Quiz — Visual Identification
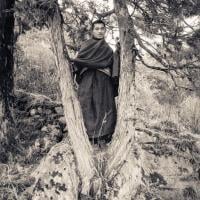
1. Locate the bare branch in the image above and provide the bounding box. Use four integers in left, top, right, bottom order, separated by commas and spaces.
95, 9, 115, 18
131, 18, 200, 73
132, 24, 169, 68
137, 52, 169, 72
181, 16, 196, 32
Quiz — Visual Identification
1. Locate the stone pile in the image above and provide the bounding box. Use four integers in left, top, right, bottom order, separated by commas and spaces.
13, 90, 68, 164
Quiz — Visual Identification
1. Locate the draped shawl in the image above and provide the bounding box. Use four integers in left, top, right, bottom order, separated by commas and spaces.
72, 38, 120, 79
73, 38, 113, 69
72, 38, 120, 97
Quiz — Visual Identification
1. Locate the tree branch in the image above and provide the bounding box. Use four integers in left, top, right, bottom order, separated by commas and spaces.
137, 53, 169, 72
132, 23, 170, 68
95, 9, 115, 18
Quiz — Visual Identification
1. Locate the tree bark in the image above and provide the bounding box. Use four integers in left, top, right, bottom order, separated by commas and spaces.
105, 0, 144, 198
107, 0, 136, 176
48, 6, 100, 196
0, 0, 15, 138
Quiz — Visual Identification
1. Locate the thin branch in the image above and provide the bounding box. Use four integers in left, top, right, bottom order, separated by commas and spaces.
131, 1, 151, 20
95, 9, 115, 18
181, 16, 196, 32
132, 24, 169, 68
137, 53, 168, 72
132, 19, 200, 71
140, 38, 162, 55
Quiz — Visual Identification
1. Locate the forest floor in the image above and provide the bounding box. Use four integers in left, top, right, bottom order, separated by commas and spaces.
0, 90, 67, 200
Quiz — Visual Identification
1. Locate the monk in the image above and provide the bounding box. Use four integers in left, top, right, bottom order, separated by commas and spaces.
72, 19, 120, 144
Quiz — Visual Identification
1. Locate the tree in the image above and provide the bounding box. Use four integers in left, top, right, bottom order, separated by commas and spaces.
22, 0, 140, 198
0, 0, 15, 139
23, 0, 143, 199
128, 0, 200, 91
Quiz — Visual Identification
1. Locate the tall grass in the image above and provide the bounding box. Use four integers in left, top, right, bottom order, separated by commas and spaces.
136, 65, 200, 134
179, 96, 200, 134
15, 28, 60, 100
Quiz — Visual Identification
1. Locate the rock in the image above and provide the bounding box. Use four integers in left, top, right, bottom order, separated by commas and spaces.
44, 109, 52, 115
47, 124, 58, 130
58, 117, 66, 126
41, 126, 48, 132
42, 137, 52, 151
55, 106, 64, 115
34, 139, 41, 149
37, 107, 43, 114
31, 141, 79, 200
50, 127, 60, 136
30, 109, 37, 116
33, 115, 41, 119
47, 124, 62, 134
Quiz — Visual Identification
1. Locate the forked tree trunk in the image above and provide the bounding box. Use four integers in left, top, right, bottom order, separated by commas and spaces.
30, 1, 140, 199
0, 0, 15, 138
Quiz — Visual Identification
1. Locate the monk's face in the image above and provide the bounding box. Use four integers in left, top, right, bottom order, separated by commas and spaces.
92, 23, 106, 39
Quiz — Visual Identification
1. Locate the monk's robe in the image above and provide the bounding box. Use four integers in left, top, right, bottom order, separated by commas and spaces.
72, 38, 120, 142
